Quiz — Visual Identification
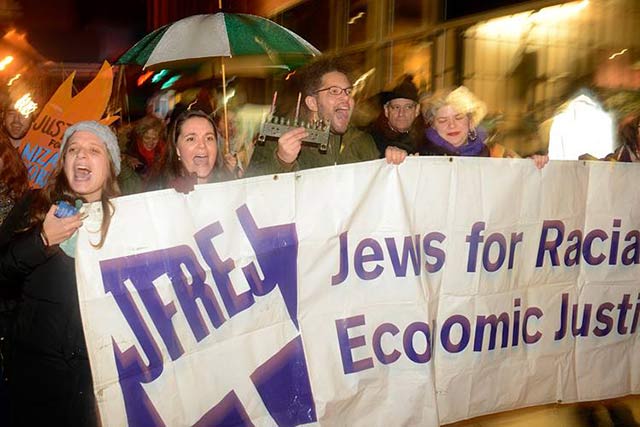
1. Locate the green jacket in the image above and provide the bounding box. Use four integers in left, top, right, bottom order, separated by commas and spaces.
248, 126, 380, 176
117, 161, 144, 196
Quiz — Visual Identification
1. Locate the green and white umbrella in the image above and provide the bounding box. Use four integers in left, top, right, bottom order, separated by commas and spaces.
117, 13, 320, 151
117, 13, 320, 71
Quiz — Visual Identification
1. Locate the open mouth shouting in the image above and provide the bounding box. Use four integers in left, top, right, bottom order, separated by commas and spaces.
329, 104, 352, 134
74, 164, 92, 181
186, 152, 215, 182
175, 116, 219, 184
63, 130, 111, 203
192, 154, 211, 166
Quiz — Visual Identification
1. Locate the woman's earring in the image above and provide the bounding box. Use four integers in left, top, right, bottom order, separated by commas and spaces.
468, 127, 478, 141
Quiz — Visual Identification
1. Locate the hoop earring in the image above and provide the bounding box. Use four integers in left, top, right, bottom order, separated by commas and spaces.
468, 127, 477, 141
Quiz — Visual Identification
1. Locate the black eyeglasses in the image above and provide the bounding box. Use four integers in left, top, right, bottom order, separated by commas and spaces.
313, 86, 353, 97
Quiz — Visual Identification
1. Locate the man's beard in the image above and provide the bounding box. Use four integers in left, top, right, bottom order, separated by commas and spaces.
5, 124, 29, 140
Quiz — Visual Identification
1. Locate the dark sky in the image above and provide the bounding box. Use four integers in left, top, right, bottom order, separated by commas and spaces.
13, 0, 147, 62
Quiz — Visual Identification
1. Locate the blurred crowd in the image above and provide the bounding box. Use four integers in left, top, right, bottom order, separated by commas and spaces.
0, 54, 638, 426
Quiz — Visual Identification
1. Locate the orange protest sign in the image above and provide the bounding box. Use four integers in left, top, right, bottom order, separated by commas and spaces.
18, 61, 118, 188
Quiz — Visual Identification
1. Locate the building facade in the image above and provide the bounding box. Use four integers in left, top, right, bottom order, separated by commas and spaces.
143, 0, 640, 154
268, 0, 639, 154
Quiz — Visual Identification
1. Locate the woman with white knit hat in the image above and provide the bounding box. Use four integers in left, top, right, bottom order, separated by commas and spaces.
0, 120, 121, 426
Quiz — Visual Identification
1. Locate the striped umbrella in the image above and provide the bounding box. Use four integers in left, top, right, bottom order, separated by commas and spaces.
118, 13, 319, 70
117, 13, 321, 150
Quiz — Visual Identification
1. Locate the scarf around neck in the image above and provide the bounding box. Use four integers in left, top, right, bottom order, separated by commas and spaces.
425, 127, 487, 156
136, 139, 165, 167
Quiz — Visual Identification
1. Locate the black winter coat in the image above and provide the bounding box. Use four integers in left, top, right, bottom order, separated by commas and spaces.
0, 192, 97, 427
366, 114, 425, 156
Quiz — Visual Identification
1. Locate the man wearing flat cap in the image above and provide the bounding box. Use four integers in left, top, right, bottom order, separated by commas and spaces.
367, 75, 424, 156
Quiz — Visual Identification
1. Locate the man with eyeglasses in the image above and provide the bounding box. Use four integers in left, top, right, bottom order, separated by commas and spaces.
249, 56, 407, 175
366, 75, 423, 156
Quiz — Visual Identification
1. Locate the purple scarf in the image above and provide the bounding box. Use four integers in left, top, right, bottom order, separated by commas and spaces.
426, 127, 487, 156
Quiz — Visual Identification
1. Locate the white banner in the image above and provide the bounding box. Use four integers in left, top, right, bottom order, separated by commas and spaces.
75, 157, 640, 426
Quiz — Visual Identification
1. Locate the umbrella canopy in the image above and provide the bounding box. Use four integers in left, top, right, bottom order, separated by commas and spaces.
117, 12, 321, 154
117, 13, 320, 71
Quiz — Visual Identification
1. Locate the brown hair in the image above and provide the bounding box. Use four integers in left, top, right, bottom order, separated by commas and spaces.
28, 138, 120, 248
166, 108, 222, 181
617, 112, 640, 152
132, 115, 165, 142
297, 55, 353, 96
0, 134, 28, 201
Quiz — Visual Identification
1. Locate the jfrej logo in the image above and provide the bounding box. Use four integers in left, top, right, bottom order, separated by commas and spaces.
100, 204, 316, 426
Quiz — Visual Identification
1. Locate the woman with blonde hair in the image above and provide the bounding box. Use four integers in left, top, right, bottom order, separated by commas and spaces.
419, 86, 548, 168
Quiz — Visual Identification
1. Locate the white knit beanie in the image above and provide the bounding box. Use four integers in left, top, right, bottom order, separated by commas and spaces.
61, 121, 121, 175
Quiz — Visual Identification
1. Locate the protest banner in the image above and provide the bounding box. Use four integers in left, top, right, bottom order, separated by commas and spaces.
18, 61, 118, 188
75, 157, 640, 426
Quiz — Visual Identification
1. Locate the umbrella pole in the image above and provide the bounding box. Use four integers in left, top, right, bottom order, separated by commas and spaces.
221, 59, 229, 155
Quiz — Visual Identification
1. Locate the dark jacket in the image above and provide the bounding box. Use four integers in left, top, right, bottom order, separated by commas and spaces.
604, 144, 640, 162
248, 126, 380, 175
120, 140, 168, 195
0, 192, 97, 427
366, 114, 424, 156
166, 167, 237, 194
117, 160, 144, 195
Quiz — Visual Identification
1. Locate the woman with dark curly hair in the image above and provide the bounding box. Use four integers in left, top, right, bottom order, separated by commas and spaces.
0, 136, 28, 226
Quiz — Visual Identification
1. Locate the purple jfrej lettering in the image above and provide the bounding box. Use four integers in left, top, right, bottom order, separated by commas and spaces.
237, 204, 300, 329
195, 222, 255, 319
101, 204, 305, 425
168, 245, 226, 341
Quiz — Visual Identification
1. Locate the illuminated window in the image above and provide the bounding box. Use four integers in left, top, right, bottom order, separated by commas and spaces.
390, 39, 432, 93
